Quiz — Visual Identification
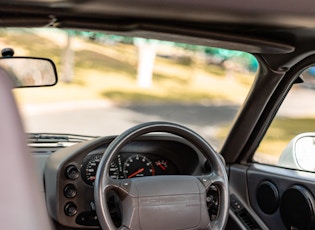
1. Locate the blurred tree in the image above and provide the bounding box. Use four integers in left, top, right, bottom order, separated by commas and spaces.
134, 38, 157, 88
62, 31, 74, 83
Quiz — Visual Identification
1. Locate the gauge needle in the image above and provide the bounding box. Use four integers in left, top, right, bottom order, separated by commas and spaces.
157, 163, 166, 171
128, 168, 144, 178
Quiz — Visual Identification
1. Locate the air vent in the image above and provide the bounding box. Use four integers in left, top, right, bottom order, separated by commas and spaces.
231, 195, 262, 230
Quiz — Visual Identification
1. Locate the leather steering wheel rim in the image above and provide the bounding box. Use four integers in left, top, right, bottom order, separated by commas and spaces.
94, 121, 229, 230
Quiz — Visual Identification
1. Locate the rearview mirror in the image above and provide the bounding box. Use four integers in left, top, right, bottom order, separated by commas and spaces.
278, 133, 315, 171
0, 57, 58, 88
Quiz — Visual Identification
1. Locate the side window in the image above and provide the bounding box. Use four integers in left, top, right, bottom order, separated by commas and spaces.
255, 67, 315, 171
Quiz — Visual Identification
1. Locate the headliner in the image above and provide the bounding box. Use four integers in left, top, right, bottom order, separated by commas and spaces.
1, 0, 315, 57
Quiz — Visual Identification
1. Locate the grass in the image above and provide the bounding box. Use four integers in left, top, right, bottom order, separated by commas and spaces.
216, 116, 315, 161
257, 117, 315, 155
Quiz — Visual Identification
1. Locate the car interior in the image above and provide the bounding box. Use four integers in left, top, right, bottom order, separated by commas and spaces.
2, 0, 315, 230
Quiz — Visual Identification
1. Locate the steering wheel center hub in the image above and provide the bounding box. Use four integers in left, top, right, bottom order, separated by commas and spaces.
119, 176, 209, 230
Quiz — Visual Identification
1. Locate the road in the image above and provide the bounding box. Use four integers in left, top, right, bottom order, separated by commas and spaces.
19, 100, 239, 148
19, 87, 315, 165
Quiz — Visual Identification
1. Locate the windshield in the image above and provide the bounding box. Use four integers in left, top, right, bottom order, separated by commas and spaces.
3, 28, 257, 150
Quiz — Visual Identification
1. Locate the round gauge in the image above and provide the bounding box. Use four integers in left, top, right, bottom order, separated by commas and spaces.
81, 154, 101, 186
154, 158, 179, 175
82, 154, 123, 186
123, 154, 155, 178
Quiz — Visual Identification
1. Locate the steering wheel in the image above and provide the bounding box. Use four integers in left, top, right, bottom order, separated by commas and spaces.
94, 121, 229, 230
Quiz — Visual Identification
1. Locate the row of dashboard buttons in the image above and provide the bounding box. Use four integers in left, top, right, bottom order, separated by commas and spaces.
64, 164, 99, 226
64, 165, 79, 216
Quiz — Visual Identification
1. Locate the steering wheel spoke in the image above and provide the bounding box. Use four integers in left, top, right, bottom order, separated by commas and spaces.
198, 172, 226, 190
103, 178, 131, 195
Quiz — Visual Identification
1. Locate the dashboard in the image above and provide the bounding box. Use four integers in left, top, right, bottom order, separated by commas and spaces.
43, 135, 210, 228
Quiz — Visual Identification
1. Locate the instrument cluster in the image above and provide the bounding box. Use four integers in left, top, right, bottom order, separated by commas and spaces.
81, 152, 179, 186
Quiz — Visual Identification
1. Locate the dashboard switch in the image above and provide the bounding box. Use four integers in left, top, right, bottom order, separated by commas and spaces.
76, 211, 99, 226
64, 184, 77, 198
66, 165, 79, 180
64, 202, 78, 216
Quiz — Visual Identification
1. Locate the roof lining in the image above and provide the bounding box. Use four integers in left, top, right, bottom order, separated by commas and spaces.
0, 9, 295, 54
59, 18, 295, 54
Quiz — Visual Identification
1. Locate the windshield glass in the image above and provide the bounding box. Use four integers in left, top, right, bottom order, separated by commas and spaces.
4, 28, 257, 150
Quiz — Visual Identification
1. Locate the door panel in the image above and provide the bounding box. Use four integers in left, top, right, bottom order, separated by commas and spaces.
229, 164, 315, 230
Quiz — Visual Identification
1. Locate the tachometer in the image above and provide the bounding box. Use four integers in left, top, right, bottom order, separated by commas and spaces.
123, 154, 155, 178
